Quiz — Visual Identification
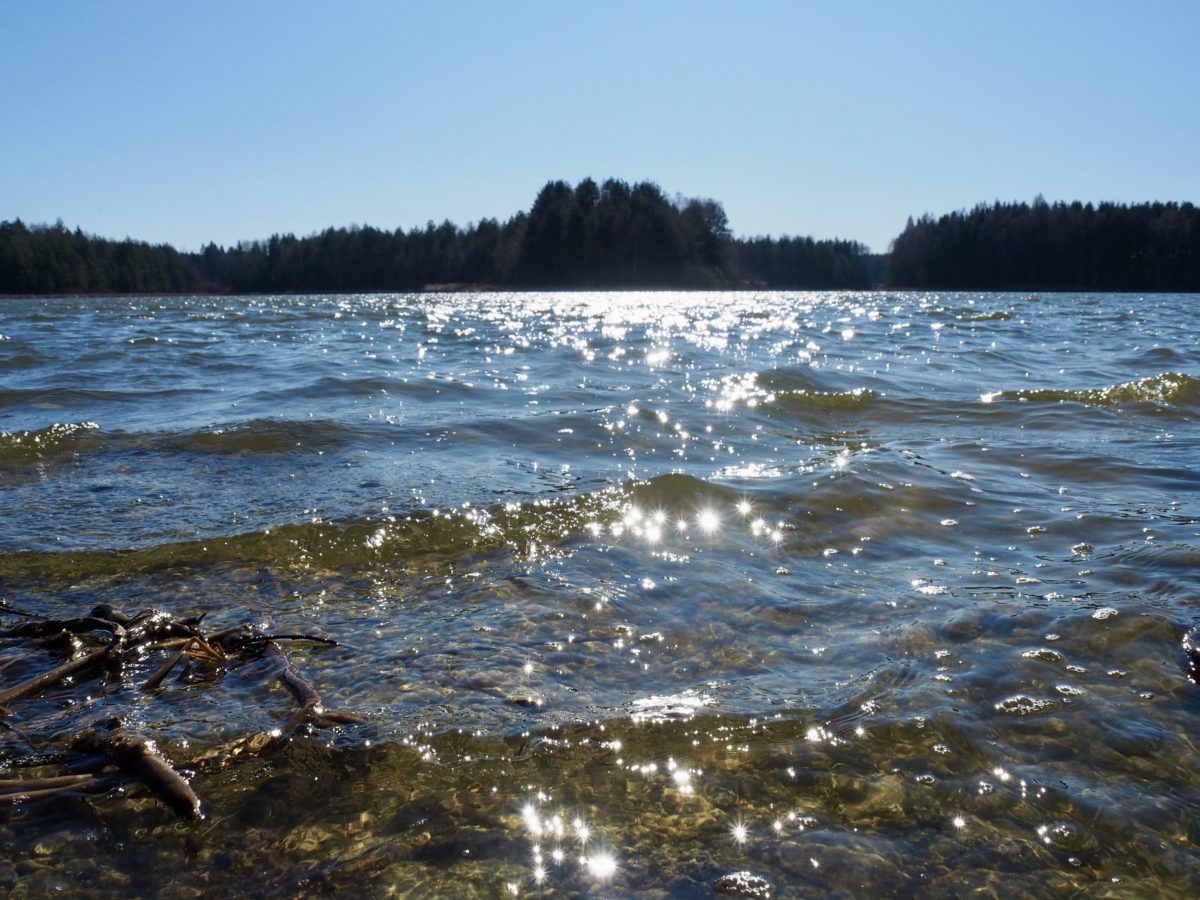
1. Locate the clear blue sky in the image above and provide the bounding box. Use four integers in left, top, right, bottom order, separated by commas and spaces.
2, 1, 1197, 253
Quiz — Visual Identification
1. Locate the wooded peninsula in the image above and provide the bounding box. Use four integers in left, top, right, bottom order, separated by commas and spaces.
2, 179, 1197, 295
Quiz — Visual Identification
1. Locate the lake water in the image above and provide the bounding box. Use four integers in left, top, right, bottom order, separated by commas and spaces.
1, 291, 1198, 897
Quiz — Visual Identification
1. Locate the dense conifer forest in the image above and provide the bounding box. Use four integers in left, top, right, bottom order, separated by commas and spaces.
2, 182, 1197, 294
0, 220, 204, 295
0, 179, 869, 295
887, 199, 1199, 291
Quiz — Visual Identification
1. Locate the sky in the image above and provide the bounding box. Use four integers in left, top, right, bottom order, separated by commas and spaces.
2, 1, 1197, 253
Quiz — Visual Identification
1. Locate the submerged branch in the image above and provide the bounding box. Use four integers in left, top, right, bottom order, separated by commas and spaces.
0, 773, 114, 803
0, 638, 119, 707
263, 640, 366, 730
141, 639, 196, 692
0, 601, 363, 821
80, 730, 203, 820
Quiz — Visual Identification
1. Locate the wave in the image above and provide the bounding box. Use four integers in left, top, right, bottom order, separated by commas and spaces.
769, 387, 878, 414
0, 469, 806, 580
247, 374, 480, 405
163, 419, 366, 455
757, 368, 843, 393
1120, 346, 1190, 368
0, 351, 47, 371
0, 418, 401, 466
0, 385, 207, 406
0, 462, 972, 582
959, 310, 1013, 322
0, 421, 101, 461
0, 482, 638, 580
988, 372, 1200, 411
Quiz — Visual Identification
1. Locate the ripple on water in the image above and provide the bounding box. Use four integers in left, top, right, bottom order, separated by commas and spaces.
2, 292, 1200, 896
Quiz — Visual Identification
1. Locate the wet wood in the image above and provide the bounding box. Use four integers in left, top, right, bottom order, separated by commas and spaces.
0, 640, 117, 707
0, 774, 111, 803
88, 730, 203, 820
262, 639, 365, 729
0, 603, 362, 820
0, 652, 29, 673
0, 616, 124, 639
0, 773, 96, 792
89, 604, 133, 626
141, 638, 196, 692
264, 640, 323, 709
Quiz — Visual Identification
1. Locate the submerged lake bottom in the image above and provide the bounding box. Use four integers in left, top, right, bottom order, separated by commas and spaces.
1, 291, 1199, 897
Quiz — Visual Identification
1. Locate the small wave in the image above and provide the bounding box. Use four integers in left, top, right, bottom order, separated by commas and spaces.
251, 375, 478, 405
1122, 346, 1189, 367
960, 310, 1013, 321
0, 469, 783, 579
771, 387, 878, 414
0, 418, 394, 467
757, 368, 842, 394
987, 373, 1200, 411
165, 419, 364, 456
0, 421, 101, 461
628, 691, 715, 723
627, 472, 745, 509
0, 351, 47, 371
0, 483, 633, 580
1, 385, 205, 406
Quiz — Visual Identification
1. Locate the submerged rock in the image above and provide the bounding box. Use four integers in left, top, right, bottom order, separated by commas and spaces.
504, 692, 544, 708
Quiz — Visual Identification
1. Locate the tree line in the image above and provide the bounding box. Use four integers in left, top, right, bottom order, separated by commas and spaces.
887, 198, 1199, 291
2, 184, 1197, 295
0, 178, 870, 295
0, 219, 203, 295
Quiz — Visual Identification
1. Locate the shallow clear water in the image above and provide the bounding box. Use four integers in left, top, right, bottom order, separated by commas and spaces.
1, 291, 1199, 897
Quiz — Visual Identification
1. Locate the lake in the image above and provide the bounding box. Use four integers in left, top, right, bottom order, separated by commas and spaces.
1, 291, 1198, 897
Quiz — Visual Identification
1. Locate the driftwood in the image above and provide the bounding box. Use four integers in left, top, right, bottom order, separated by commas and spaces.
262, 639, 366, 730
79, 730, 204, 820
0, 731, 201, 817
0, 616, 123, 640
0, 638, 119, 707
140, 636, 223, 692
0, 773, 116, 804
0, 600, 36, 618
0, 772, 96, 792
0, 602, 361, 819
209, 626, 364, 730
140, 638, 199, 692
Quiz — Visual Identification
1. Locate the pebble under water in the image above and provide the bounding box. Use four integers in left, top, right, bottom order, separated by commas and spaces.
1, 290, 1199, 897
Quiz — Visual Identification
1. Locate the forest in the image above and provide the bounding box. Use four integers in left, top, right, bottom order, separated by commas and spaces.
1, 183, 1197, 295
0, 179, 869, 295
0, 220, 204, 295
887, 198, 1199, 291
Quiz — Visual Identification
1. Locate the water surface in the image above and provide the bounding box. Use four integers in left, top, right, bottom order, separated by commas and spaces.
2, 291, 1199, 897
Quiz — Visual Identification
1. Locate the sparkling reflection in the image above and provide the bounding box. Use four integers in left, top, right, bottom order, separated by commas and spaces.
5, 291, 1199, 895
516, 793, 621, 890
730, 819, 750, 844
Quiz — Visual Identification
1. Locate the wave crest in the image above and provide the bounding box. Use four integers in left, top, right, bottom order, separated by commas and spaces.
0, 482, 636, 580
0, 421, 100, 461
990, 372, 1200, 411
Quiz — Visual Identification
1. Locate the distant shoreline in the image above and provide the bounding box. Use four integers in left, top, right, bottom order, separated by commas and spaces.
5, 285, 1198, 300
3, 187, 1197, 295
